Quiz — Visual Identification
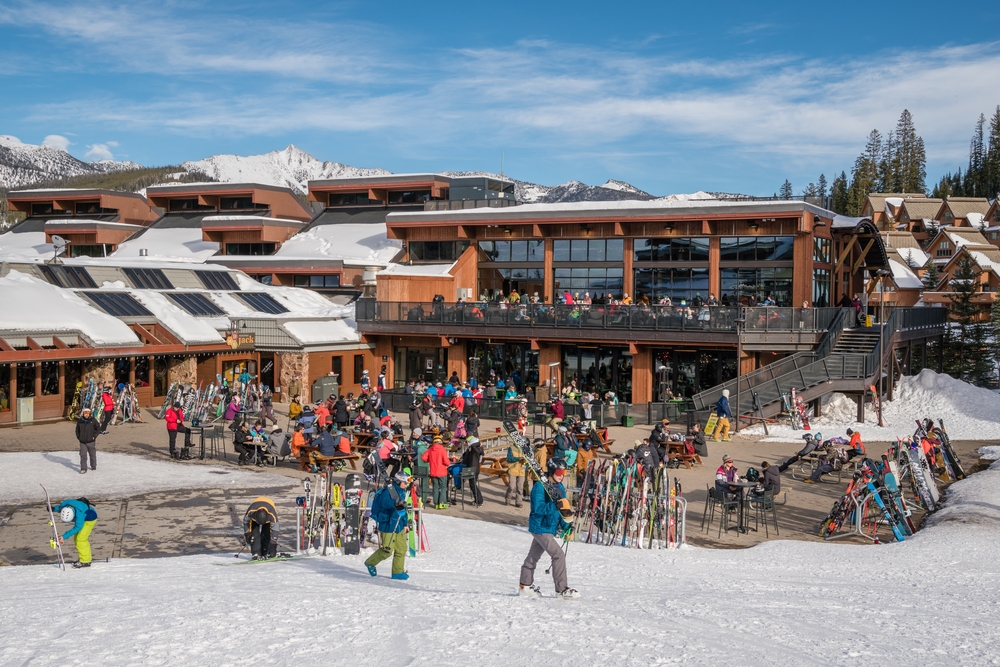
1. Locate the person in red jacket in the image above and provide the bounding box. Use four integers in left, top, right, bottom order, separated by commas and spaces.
313, 402, 331, 429
99, 386, 115, 434
449, 392, 465, 414
421, 436, 452, 509
165, 402, 193, 460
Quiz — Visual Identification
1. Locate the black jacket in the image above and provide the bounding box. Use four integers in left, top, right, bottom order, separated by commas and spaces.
465, 414, 480, 436
461, 440, 483, 473
636, 444, 661, 470
649, 427, 669, 447
76, 417, 100, 443
334, 399, 349, 424
763, 466, 781, 493
692, 432, 708, 457
409, 405, 422, 430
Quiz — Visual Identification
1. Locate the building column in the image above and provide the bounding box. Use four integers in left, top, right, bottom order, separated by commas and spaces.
543, 238, 554, 304
446, 340, 467, 384
709, 237, 721, 298
129, 357, 136, 385
631, 347, 652, 403
539, 345, 561, 392
622, 237, 634, 299
34, 362, 42, 398
58, 361, 65, 407
9, 362, 16, 421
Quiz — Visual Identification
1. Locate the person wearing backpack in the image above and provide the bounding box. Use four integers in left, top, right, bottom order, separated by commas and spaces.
365, 472, 413, 580
505, 443, 526, 507
461, 435, 484, 506
52, 497, 98, 568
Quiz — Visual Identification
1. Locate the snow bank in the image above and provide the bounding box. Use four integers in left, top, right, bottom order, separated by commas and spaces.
283, 319, 360, 344
0, 452, 294, 503
0, 230, 54, 260
751, 368, 1000, 442
0, 271, 138, 346
272, 222, 401, 266
3, 457, 1000, 665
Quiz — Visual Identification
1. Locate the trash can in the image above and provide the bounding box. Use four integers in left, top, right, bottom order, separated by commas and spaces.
621, 415, 634, 427
311, 376, 339, 404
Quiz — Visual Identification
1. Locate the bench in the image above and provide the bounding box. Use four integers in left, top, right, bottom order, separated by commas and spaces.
789, 453, 859, 483
577, 428, 615, 454
667, 440, 703, 469
480, 436, 512, 485
296, 450, 359, 472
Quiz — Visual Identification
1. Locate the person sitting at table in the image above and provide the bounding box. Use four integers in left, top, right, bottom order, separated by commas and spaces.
355, 412, 375, 432
777, 432, 823, 472
546, 397, 565, 432
635, 437, 661, 475
290, 423, 309, 458
690, 423, 708, 458
715, 455, 739, 498
313, 401, 331, 429
760, 461, 781, 494
803, 453, 835, 484
308, 427, 339, 472
288, 394, 303, 422
297, 406, 317, 438
234, 421, 254, 466
504, 385, 518, 401
649, 420, 670, 459
224, 395, 241, 421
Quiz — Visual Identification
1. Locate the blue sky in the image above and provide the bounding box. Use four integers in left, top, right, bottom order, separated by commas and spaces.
2, 0, 999, 196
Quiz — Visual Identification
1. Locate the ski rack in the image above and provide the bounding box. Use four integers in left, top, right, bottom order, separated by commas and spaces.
824, 490, 877, 543
295, 504, 427, 557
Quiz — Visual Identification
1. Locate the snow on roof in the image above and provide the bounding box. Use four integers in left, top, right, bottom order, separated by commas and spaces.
282, 319, 360, 345
832, 215, 866, 229
0, 230, 54, 261
967, 212, 986, 229
0, 271, 138, 346
944, 228, 989, 248
884, 197, 904, 209
201, 215, 304, 225
887, 259, 924, 289
379, 262, 455, 277
894, 246, 930, 267
272, 223, 401, 266
110, 228, 220, 263
126, 290, 227, 344
968, 250, 1000, 279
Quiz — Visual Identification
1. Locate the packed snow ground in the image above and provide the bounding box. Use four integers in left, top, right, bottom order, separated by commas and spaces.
746, 369, 1000, 442
0, 452, 294, 504
3, 455, 1000, 665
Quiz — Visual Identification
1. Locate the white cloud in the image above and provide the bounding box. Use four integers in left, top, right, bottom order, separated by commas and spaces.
41, 134, 70, 151
84, 143, 115, 160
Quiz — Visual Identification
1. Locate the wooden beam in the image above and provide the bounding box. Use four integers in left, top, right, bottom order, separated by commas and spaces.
852, 239, 876, 274
25, 337, 42, 351
0, 338, 13, 352
52, 337, 68, 349
613, 222, 624, 236
456, 225, 469, 239
440, 336, 450, 348
629, 342, 639, 355
530, 338, 540, 351
532, 224, 543, 237
702, 220, 711, 234
833, 238, 856, 272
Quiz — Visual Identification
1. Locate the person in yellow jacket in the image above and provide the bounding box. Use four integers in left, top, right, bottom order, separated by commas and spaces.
243, 497, 280, 560
505, 443, 527, 507
575, 439, 596, 486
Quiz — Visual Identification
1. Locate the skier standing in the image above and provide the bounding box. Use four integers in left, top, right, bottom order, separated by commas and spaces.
75, 407, 100, 474
165, 402, 193, 460
519, 458, 580, 599
365, 471, 413, 580
243, 497, 279, 560
421, 436, 451, 509
52, 497, 98, 568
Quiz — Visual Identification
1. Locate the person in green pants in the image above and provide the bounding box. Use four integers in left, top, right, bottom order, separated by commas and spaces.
53, 497, 98, 568
365, 472, 412, 581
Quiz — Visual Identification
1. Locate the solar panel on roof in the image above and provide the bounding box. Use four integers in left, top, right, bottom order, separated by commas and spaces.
235, 292, 288, 314
39, 265, 97, 289
123, 268, 173, 290
196, 271, 239, 291
83, 292, 153, 317
166, 292, 225, 317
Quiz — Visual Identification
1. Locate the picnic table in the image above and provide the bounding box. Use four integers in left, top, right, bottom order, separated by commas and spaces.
668, 439, 703, 469
574, 428, 615, 454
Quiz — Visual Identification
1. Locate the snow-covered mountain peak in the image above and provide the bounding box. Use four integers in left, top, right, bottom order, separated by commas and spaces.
600, 179, 651, 197
0, 136, 142, 190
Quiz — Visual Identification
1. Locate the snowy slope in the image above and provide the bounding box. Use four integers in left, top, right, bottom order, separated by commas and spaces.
2, 456, 1000, 665
0, 135, 141, 189
747, 368, 1000, 442
181, 145, 390, 194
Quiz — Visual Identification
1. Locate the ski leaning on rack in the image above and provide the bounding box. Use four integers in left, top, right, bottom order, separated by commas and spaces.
870, 385, 885, 427
41, 485, 66, 571
502, 419, 574, 519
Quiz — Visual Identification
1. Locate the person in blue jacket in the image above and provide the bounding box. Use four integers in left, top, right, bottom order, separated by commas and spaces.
713, 388, 732, 442
365, 472, 412, 580
52, 498, 98, 568
519, 458, 580, 599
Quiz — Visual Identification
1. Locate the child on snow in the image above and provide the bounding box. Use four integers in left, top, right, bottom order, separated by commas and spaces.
53, 498, 98, 568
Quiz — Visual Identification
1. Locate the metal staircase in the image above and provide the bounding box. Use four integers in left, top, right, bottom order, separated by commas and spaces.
691, 307, 947, 420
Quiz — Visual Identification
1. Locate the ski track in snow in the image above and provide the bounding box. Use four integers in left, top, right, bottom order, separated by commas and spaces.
3, 456, 1000, 665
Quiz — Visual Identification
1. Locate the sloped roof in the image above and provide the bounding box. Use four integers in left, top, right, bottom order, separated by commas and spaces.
863, 193, 927, 215
940, 197, 991, 220
899, 198, 944, 220
944, 228, 991, 248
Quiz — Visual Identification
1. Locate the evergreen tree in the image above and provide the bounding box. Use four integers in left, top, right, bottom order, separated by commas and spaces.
880, 130, 897, 191
985, 105, 1000, 200
947, 254, 982, 380
817, 173, 827, 199
846, 130, 882, 215
989, 298, 1000, 385
922, 257, 940, 290
779, 180, 793, 199
893, 110, 927, 193
967, 113, 986, 197
831, 171, 849, 215
932, 174, 953, 199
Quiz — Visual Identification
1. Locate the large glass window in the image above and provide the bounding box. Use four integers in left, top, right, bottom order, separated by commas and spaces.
478, 240, 544, 263
478, 268, 544, 301
813, 238, 831, 264
813, 268, 831, 307
720, 267, 794, 306
330, 192, 380, 206
16, 363, 36, 398
720, 236, 794, 262
408, 241, 470, 262
41, 362, 59, 396
561, 346, 632, 402
553, 268, 624, 298
226, 243, 275, 256
553, 239, 623, 262
634, 238, 709, 262
293, 275, 342, 288
634, 268, 710, 303
388, 190, 431, 204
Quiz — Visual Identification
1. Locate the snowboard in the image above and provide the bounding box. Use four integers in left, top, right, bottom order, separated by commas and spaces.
343, 473, 362, 556
41, 485, 66, 570
870, 385, 884, 427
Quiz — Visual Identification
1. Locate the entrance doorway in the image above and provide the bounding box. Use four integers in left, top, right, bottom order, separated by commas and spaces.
222, 359, 258, 386
259, 353, 275, 390
394, 347, 448, 384
561, 346, 632, 402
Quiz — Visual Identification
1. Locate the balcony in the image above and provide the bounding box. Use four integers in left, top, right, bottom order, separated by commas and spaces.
356, 299, 841, 347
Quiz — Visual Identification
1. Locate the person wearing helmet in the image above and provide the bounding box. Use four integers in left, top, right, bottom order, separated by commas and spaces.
778, 432, 822, 472
712, 389, 732, 442
519, 457, 580, 600
52, 497, 98, 568
360, 368, 371, 392
365, 471, 413, 580
75, 407, 100, 474
461, 435, 485, 506
242, 497, 279, 560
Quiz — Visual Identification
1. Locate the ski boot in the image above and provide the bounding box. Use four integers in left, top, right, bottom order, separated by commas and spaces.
391, 572, 409, 581
73, 561, 91, 569
366, 564, 377, 577
558, 588, 581, 600
519, 584, 542, 598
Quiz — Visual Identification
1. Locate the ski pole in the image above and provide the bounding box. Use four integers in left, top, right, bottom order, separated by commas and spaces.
545, 537, 570, 574
235, 543, 247, 558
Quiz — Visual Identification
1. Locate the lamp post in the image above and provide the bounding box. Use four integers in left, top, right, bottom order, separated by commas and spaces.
733, 317, 746, 433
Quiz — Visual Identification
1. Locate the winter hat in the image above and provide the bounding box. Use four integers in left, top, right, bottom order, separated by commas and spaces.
722, 389, 730, 398
432, 436, 443, 444
846, 428, 854, 435
466, 436, 479, 444
412, 428, 422, 437
634, 439, 642, 446
723, 455, 734, 463
173, 402, 181, 408
363, 369, 369, 374
558, 426, 568, 433
81, 407, 92, 414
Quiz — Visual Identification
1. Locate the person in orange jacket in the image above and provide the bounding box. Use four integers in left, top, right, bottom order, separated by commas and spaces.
313, 402, 331, 429
421, 436, 452, 509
